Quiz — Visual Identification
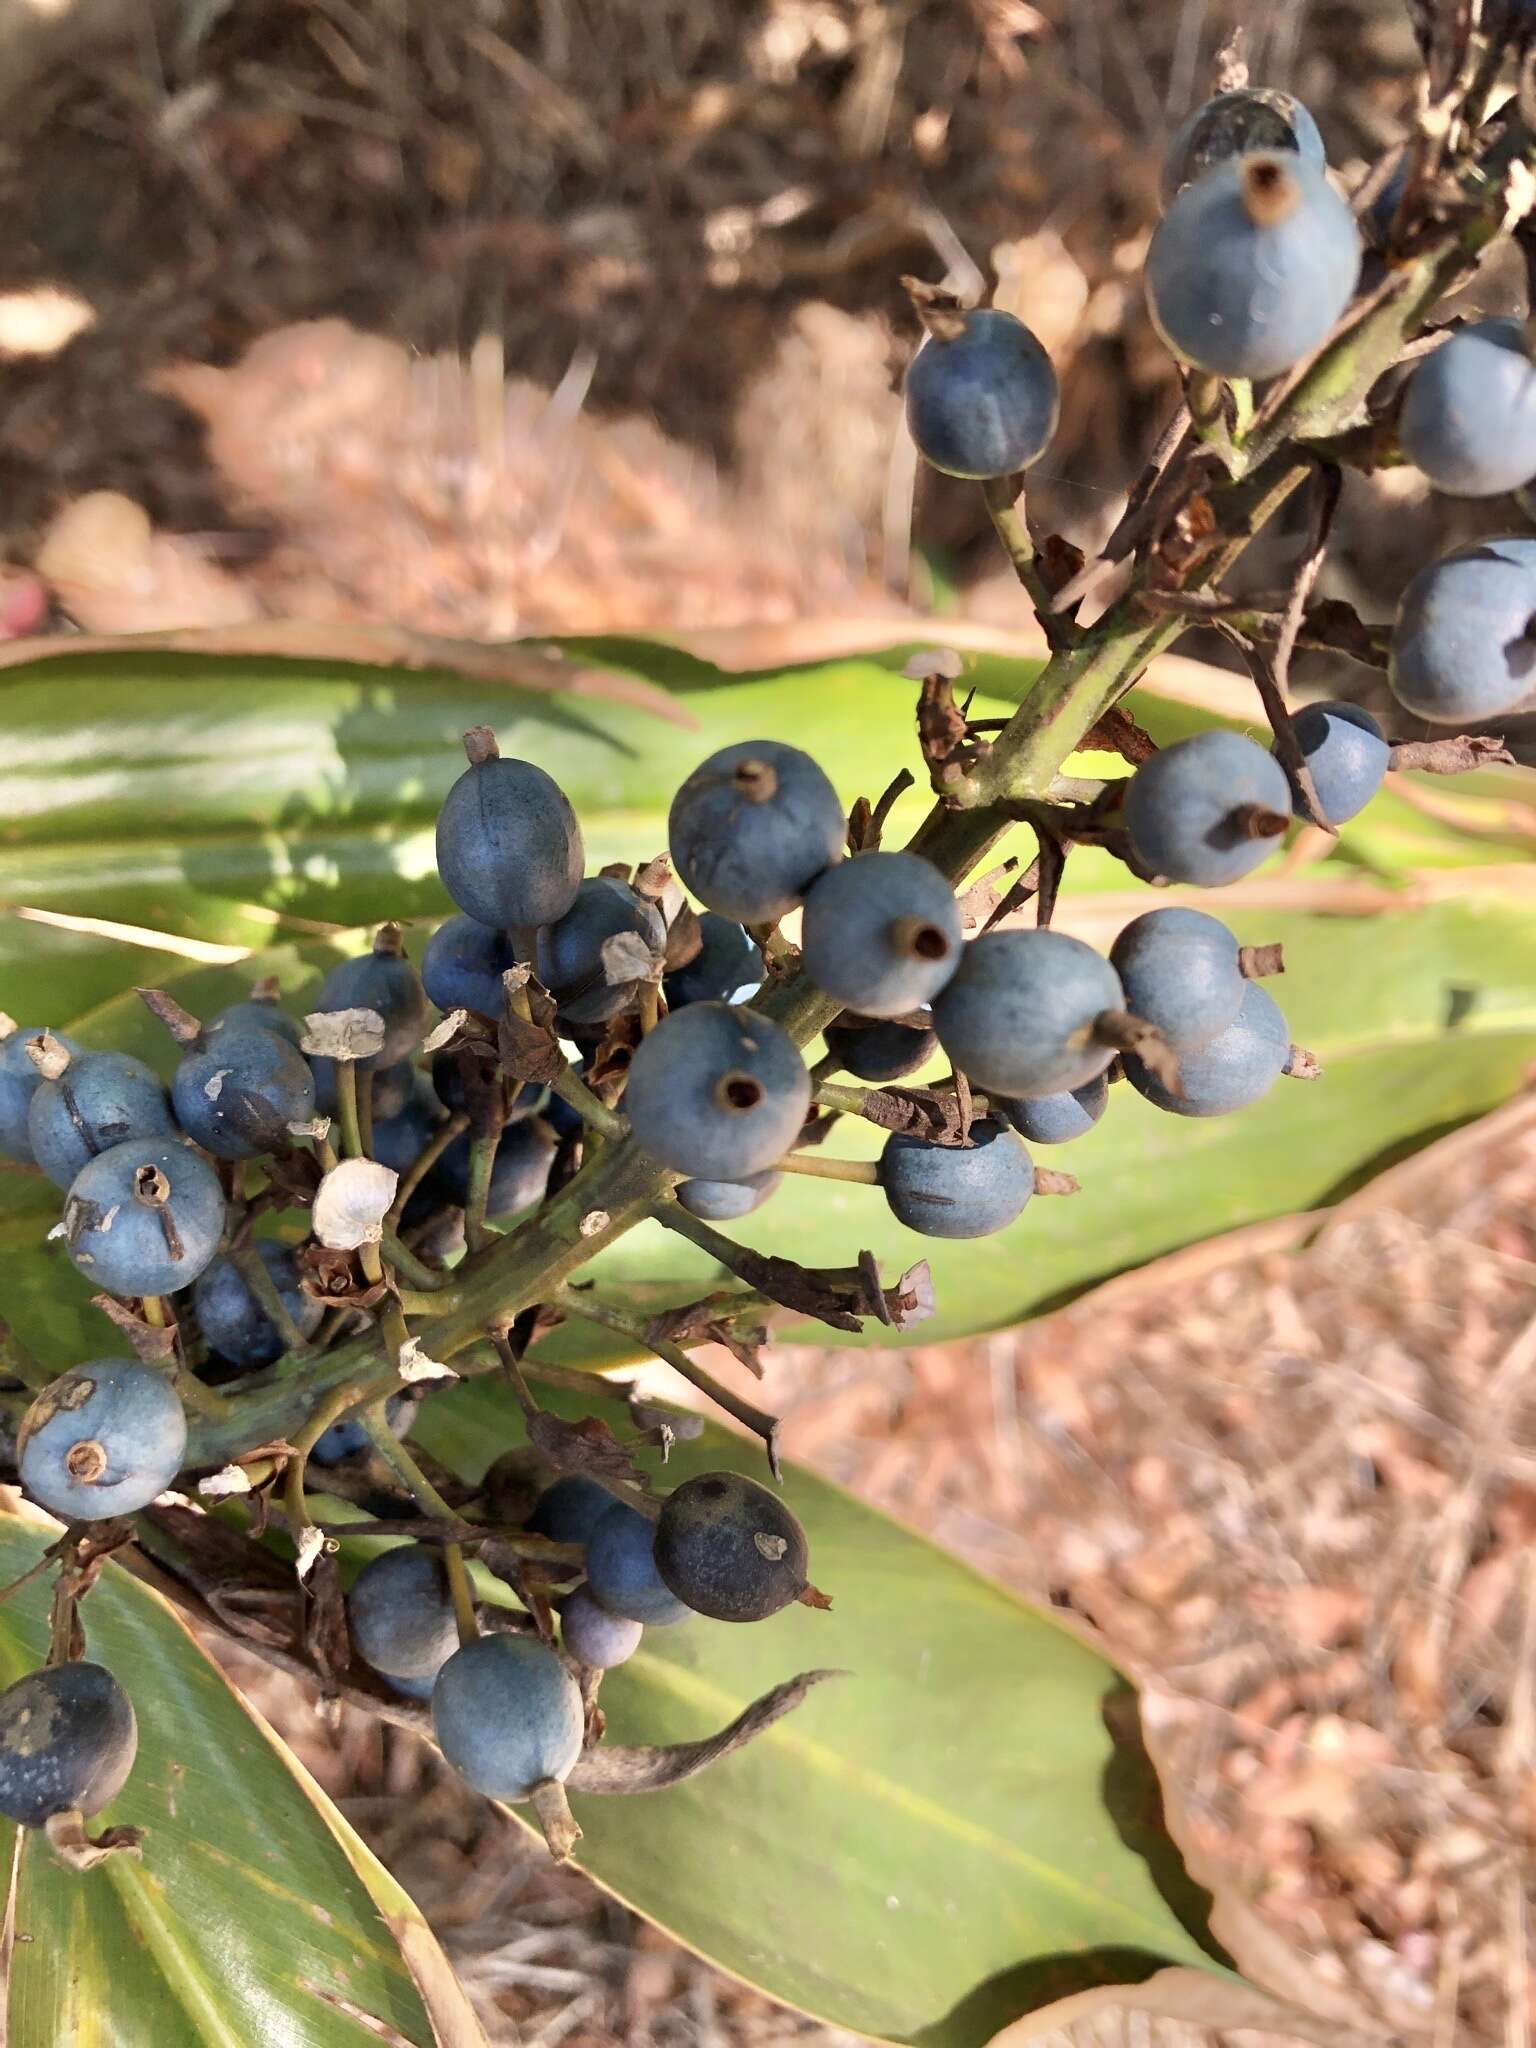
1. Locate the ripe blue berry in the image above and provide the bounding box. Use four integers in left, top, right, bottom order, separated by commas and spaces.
800, 851, 962, 1019
193, 1243, 323, 1369
879, 1119, 1034, 1239
1125, 981, 1291, 1116
348, 1545, 459, 1683
28, 1045, 177, 1190
64, 1138, 225, 1297
585, 1502, 689, 1625
668, 741, 844, 924
205, 993, 303, 1049
997, 1071, 1109, 1146
313, 928, 430, 1069
932, 930, 1122, 1097
654, 1472, 809, 1623
421, 915, 519, 1019
0, 1024, 80, 1163
822, 1014, 937, 1081
19, 1359, 187, 1520
429, 1049, 544, 1124
675, 1169, 781, 1222
663, 914, 763, 1008
0, 1663, 136, 1826
1162, 88, 1325, 202
1399, 320, 1536, 498
1110, 906, 1244, 1053
535, 877, 667, 1027
432, 1633, 584, 1802
529, 1476, 614, 1547
1146, 153, 1360, 379
1123, 731, 1293, 887
370, 1090, 440, 1178
436, 732, 584, 931
311, 1393, 412, 1467
625, 1001, 810, 1181
430, 1118, 557, 1222
1389, 537, 1536, 723
1286, 700, 1390, 825
172, 1027, 316, 1160
560, 1588, 642, 1670
904, 307, 1059, 479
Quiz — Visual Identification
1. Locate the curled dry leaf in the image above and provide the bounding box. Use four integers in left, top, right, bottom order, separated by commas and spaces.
301, 1007, 386, 1062
565, 1668, 844, 1794
312, 1158, 398, 1248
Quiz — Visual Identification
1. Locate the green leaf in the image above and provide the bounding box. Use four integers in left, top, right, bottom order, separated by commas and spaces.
0, 1515, 485, 2047
411, 1377, 1232, 2048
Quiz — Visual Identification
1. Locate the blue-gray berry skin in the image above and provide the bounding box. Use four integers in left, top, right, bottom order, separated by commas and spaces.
432, 1633, 584, 1802
1286, 701, 1390, 825
535, 877, 667, 1027
193, 1243, 323, 1370
0, 1663, 136, 1826
314, 940, 429, 1069
1123, 731, 1293, 887
1389, 537, 1536, 723
585, 1503, 689, 1625
429, 1049, 545, 1125
422, 916, 519, 1019
172, 1029, 316, 1161
654, 1472, 809, 1623
0, 1027, 79, 1163
663, 914, 763, 1008
1399, 320, 1536, 498
879, 1119, 1034, 1239
529, 1476, 614, 1547
206, 996, 303, 1049
932, 930, 1122, 1098
668, 741, 845, 924
822, 1015, 937, 1082
1162, 88, 1324, 202
19, 1360, 187, 1520
430, 1118, 557, 1222
997, 1072, 1109, 1146
904, 308, 1059, 480
312, 1394, 412, 1467
675, 1169, 781, 1222
1146, 153, 1360, 379
1109, 906, 1244, 1053
625, 1001, 810, 1181
348, 1545, 459, 1682
1126, 981, 1291, 1116
436, 755, 584, 930
800, 852, 963, 1019
29, 1049, 177, 1190
370, 1091, 439, 1179
64, 1138, 225, 1297
560, 1588, 643, 1669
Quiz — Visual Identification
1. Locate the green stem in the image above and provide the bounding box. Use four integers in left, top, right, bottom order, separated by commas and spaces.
981, 476, 1068, 642
463, 1132, 500, 1253
387, 1111, 467, 1226
334, 1061, 364, 1161
549, 1066, 628, 1142
359, 1401, 479, 1645
776, 1153, 881, 1186
232, 1243, 313, 1356
380, 1227, 451, 1293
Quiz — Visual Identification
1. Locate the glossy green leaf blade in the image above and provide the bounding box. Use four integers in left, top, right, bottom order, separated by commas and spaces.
412, 1380, 1227, 2048
0, 1516, 465, 2048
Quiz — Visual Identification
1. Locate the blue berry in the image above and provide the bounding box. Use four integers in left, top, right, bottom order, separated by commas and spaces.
1286, 701, 1390, 825
313, 928, 429, 1069
800, 851, 962, 1019
370, 1089, 440, 1179
311, 1393, 412, 1467
205, 993, 303, 1049
529, 1476, 614, 1547
63, 1138, 225, 1297
535, 877, 667, 1027
19, 1359, 187, 1520
879, 1119, 1034, 1239
1146, 153, 1360, 379
436, 734, 584, 931
654, 1472, 809, 1623
675, 1169, 781, 1222
560, 1588, 642, 1669
348, 1545, 459, 1683
28, 1046, 177, 1191
1125, 981, 1291, 1116
663, 914, 763, 1008
1389, 536, 1536, 723
421, 916, 519, 1019
172, 1028, 316, 1161
932, 930, 1122, 1098
585, 1502, 689, 1625
1162, 88, 1325, 202
1110, 906, 1244, 1053
997, 1071, 1109, 1146
193, 1242, 323, 1370
1399, 320, 1536, 498
624, 1001, 810, 1180
1123, 731, 1293, 887
430, 1119, 556, 1222
668, 741, 844, 924
822, 1015, 937, 1082
0, 1024, 80, 1163
370, 1061, 416, 1120
430, 1048, 544, 1125
0, 1663, 136, 1826
432, 1633, 584, 1802
904, 307, 1059, 479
